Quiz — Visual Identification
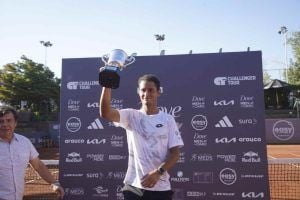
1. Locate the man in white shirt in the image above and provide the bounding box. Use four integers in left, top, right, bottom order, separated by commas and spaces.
0, 106, 64, 200
100, 74, 184, 200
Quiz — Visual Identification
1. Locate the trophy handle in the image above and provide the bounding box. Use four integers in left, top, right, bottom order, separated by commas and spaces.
124, 56, 135, 67
102, 54, 109, 65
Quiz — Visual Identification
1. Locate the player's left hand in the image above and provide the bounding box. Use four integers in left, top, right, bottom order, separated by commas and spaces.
141, 169, 161, 188
51, 182, 64, 199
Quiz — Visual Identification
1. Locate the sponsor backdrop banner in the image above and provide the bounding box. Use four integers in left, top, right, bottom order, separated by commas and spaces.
266, 118, 300, 144
60, 51, 270, 199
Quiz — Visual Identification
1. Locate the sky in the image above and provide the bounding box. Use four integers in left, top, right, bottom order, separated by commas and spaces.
0, 0, 299, 79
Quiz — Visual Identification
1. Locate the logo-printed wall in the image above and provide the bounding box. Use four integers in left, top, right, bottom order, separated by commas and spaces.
60, 51, 270, 199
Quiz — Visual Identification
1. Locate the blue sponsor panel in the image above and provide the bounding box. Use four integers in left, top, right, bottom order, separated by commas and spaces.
60, 52, 270, 199
266, 118, 300, 144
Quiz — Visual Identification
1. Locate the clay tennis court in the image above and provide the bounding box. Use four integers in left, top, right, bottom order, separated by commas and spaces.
267, 145, 300, 159
24, 145, 300, 199
267, 145, 300, 200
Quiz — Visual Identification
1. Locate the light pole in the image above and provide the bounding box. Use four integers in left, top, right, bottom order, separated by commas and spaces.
40, 40, 53, 67
278, 26, 288, 83
154, 34, 165, 53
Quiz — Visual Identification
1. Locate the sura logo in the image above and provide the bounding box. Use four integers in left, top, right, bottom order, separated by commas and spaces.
215, 137, 237, 144
214, 100, 234, 106
86, 173, 104, 179
158, 106, 182, 118
242, 192, 264, 198
239, 118, 257, 125
86, 138, 106, 144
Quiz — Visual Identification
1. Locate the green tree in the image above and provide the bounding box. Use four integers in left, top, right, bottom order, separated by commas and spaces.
287, 31, 300, 85
0, 56, 60, 120
263, 71, 271, 84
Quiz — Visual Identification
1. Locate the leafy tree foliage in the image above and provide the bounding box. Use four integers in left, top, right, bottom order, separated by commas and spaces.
288, 31, 300, 85
0, 56, 60, 119
263, 71, 271, 84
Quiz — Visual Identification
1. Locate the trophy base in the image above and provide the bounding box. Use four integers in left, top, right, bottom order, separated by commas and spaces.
99, 68, 120, 89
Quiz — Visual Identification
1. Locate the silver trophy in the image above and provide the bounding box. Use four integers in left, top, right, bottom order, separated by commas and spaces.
99, 49, 135, 89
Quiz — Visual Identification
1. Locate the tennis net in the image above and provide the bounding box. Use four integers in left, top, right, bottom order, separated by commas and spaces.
24, 159, 300, 199
24, 160, 59, 200
268, 158, 300, 200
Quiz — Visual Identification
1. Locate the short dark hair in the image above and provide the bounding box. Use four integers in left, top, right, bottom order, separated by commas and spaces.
138, 74, 160, 91
0, 106, 19, 121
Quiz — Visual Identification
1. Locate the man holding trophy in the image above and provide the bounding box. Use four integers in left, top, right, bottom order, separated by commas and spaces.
99, 49, 184, 200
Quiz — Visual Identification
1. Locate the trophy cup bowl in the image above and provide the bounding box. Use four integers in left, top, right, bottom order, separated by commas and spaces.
99, 49, 135, 89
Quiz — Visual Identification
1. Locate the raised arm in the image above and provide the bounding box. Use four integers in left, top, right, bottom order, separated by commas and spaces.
99, 87, 120, 122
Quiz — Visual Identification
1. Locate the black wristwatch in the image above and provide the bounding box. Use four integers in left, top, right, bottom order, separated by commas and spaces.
157, 167, 166, 175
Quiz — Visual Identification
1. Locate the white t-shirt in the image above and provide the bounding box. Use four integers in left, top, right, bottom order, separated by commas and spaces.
115, 108, 184, 191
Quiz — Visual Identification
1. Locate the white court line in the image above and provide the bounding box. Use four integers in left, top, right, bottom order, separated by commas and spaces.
267, 155, 277, 159
289, 153, 300, 157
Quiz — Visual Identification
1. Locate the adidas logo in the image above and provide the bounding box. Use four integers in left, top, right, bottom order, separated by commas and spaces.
215, 116, 233, 127
88, 118, 104, 129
